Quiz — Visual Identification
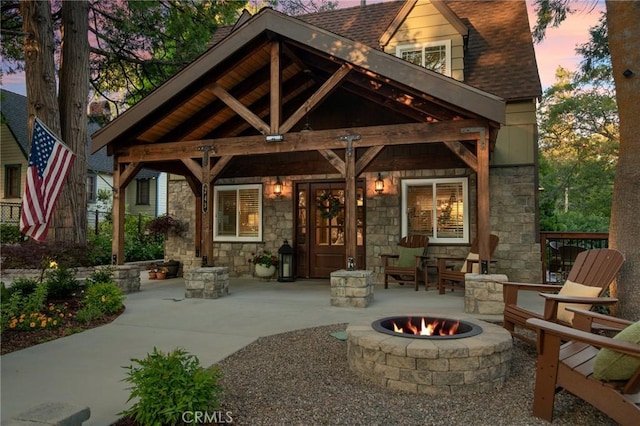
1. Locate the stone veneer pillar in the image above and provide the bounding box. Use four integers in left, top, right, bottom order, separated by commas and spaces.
113, 265, 141, 294
464, 273, 509, 315
330, 269, 373, 308
184, 267, 229, 299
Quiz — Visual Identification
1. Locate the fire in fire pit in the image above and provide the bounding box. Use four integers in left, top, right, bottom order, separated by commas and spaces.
372, 316, 482, 339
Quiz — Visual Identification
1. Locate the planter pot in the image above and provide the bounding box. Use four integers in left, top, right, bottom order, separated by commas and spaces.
148, 271, 157, 279
255, 264, 276, 278
158, 261, 180, 278
156, 271, 167, 280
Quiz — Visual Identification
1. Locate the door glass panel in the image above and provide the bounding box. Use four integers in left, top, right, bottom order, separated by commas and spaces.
315, 189, 345, 246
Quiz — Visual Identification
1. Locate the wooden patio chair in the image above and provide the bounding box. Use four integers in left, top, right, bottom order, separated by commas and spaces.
380, 235, 429, 291
503, 248, 624, 345
437, 234, 499, 294
527, 309, 640, 425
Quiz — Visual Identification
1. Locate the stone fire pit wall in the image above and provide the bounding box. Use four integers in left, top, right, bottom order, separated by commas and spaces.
346, 318, 513, 395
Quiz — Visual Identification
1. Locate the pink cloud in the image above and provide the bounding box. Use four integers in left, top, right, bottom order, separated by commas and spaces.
527, 0, 605, 88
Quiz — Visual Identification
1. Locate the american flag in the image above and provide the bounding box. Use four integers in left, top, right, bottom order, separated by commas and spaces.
20, 118, 75, 241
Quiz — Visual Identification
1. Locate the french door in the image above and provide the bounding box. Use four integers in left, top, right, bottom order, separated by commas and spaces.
295, 181, 365, 278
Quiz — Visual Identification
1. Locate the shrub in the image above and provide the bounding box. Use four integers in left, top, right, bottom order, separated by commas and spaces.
6, 277, 39, 297
120, 347, 223, 426
0, 224, 23, 244
84, 283, 125, 315
1, 282, 57, 332
75, 304, 104, 324
44, 266, 80, 300
0, 241, 98, 269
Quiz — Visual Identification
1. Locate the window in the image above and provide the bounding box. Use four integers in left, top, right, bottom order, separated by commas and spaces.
214, 184, 262, 241
401, 178, 469, 243
397, 40, 451, 76
136, 179, 150, 205
87, 174, 97, 203
4, 164, 21, 198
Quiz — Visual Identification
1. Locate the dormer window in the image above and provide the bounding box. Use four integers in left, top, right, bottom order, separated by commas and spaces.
397, 40, 451, 76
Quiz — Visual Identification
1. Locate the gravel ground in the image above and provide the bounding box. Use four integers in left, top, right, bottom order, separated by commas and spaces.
215, 323, 616, 426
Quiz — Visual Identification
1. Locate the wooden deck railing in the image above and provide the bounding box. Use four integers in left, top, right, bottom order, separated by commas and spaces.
540, 232, 609, 283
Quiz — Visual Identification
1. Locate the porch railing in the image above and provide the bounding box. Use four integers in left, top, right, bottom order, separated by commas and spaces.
540, 232, 609, 283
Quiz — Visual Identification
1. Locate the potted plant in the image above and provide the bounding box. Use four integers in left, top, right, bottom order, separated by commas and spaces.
251, 250, 279, 278
145, 214, 184, 237
156, 268, 168, 280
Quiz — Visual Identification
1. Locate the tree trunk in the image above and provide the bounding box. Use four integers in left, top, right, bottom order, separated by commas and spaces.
55, 0, 89, 243
21, 0, 59, 138
606, 1, 640, 319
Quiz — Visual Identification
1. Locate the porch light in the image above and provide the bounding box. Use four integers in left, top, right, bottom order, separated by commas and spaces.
278, 239, 295, 282
375, 173, 385, 194
274, 177, 283, 197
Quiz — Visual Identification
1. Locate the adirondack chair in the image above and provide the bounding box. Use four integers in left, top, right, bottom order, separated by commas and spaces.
527, 309, 640, 426
437, 234, 499, 294
380, 235, 429, 291
503, 248, 624, 345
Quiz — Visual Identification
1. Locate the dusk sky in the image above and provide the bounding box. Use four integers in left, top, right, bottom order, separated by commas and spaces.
0, 0, 605, 96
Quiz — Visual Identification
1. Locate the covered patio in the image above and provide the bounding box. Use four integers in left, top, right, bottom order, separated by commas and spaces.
92, 8, 505, 278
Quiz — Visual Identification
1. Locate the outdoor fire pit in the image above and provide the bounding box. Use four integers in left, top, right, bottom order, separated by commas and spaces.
346, 315, 512, 395
372, 316, 483, 339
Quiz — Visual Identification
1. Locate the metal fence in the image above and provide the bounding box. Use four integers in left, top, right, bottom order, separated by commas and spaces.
540, 232, 609, 283
1, 203, 148, 236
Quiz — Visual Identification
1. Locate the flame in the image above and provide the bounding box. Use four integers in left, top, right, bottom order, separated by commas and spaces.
392, 317, 460, 336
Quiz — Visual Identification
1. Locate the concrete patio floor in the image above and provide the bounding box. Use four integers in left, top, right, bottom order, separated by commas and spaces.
1, 273, 543, 425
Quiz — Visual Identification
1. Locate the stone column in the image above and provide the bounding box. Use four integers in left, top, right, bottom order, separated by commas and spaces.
185, 267, 229, 299
113, 265, 141, 294
330, 269, 373, 308
464, 273, 508, 314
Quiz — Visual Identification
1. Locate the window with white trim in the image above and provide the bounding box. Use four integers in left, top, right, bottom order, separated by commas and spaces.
214, 184, 262, 241
401, 178, 469, 243
396, 40, 451, 76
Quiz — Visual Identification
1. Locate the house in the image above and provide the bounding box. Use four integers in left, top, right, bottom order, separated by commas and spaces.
0, 89, 167, 228
91, 0, 542, 283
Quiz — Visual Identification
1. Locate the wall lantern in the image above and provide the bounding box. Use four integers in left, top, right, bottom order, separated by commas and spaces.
278, 239, 295, 282
374, 173, 385, 194
274, 177, 283, 197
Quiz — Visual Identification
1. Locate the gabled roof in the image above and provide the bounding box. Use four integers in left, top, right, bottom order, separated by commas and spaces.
92, 6, 505, 153
1, 89, 29, 156
209, 0, 540, 102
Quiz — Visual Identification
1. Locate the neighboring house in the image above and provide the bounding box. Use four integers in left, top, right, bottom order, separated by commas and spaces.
92, 0, 542, 283
0, 89, 167, 228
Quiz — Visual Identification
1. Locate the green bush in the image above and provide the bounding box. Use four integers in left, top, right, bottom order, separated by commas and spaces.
120, 347, 223, 426
44, 266, 80, 300
84, 282, 125, 315
75, 304, 104, 324
1, 282, 49, 331
0, 224, 23, 244
5, 277, 39, 297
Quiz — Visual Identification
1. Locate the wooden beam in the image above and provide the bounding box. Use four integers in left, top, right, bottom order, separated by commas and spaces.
116, 119, 487, 163
181, 158, 203, 183
111, 161, 126, 265
270, 41, 281, 133
208, 83, 270, 135
476, 129, 491, 271
344, 145, 357, 268
317, 149, 345, 175
355, 146, 384, 176
119, 162, 142, 188
443, 141, 478, 172
208, 156, 233, 183
280, 64, 351, 133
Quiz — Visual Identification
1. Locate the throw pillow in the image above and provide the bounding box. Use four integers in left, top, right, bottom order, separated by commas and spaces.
593, 321, 640, 381
556, 280, 601, 324
398, 246, 425, 269
460, 252, 480, 273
